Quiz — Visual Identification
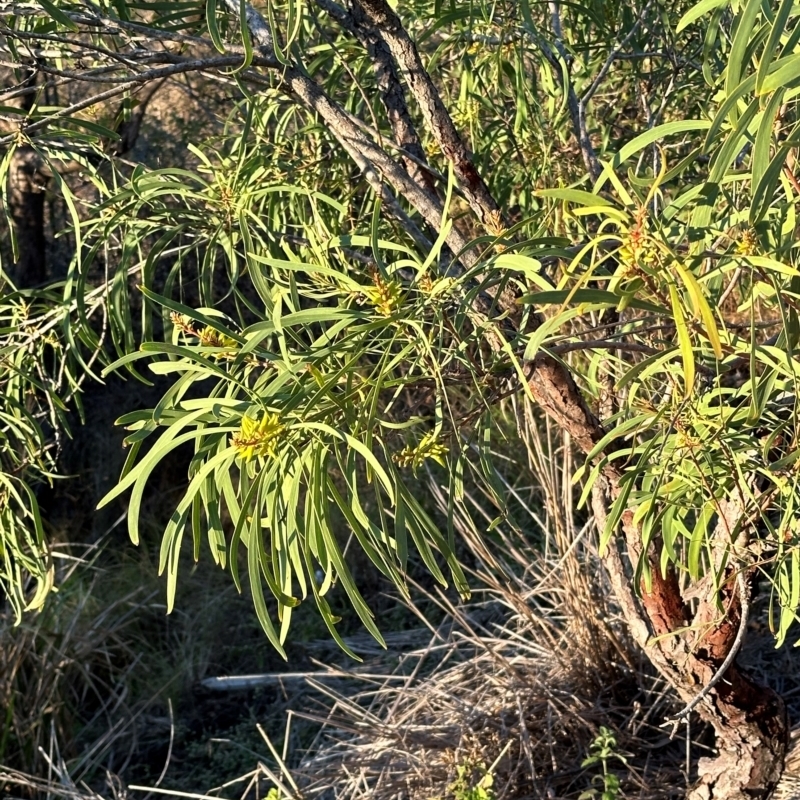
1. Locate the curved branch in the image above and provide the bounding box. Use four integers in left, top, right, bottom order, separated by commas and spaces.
316, 0, 438, 195
350, 0, 505, 229
219, 0, 475, 267
673, 570, 750, 721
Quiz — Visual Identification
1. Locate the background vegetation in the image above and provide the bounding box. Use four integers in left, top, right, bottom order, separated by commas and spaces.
4, 0, 800, 797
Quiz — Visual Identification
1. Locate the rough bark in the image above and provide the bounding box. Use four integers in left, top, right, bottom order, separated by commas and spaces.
317, 0, 439, 196
5, 76, 163, 289
226, 2, 792, 790
351, 0, 506, 230
305, 1, 794, 784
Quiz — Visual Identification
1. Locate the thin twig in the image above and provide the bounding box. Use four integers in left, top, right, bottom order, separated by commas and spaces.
580, 1, 654, 109
671, 569, 749, 722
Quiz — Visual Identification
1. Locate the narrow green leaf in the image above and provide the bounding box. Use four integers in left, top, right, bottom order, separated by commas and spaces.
521, 288, 669, 315
534, 188, 614, 207
206, 0, 226, 52
247, 492, 287, 658
750, 140, 797, 224
37, 0, 79, 30
756, 0, 794, 91
672, 260, 723, 358
676, 0, 728, 32
758, 53, 800, 94
595, 121, 712, 193
670, 285, 695, 400
752, 89, 786, 192
726, 0, 763, 125
237, 0, 254, 71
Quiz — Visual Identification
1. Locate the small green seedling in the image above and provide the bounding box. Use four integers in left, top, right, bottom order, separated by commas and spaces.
447, 760, 496, 800
579, 726, 628, 800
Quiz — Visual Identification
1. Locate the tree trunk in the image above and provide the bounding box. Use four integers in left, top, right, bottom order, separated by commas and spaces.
525, 353, 789, 799
7, 145, 47, 288
633, 539, 788, 800
687, 664, 787, 799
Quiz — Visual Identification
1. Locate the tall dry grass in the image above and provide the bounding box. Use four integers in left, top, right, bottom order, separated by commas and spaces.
0, 538, 155, 781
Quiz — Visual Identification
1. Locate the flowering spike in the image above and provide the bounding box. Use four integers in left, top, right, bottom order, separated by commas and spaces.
232, 412, 285, 460
393, 431, 448, 474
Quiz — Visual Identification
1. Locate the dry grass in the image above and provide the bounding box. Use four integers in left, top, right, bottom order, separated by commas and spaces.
0, 539, 156, 781
14, 402, 800, 800
0, 742, 128, 800
285, 573, 690, 800
277, 404, 693, 800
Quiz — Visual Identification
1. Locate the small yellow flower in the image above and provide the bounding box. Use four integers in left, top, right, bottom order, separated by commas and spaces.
619, 222, 660, 272
231, 412, 285, 460
484, 209, 507, 237
170, 312, 197, 337
674, 430, 696, 450
198, 326, 239, 359
735, 227, 758, 257
363, 271, 404, 317
393, 431, 448, 474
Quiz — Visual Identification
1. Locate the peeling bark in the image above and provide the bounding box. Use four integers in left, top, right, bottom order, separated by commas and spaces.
318, 0, 439, 196
350, 0, 506, 229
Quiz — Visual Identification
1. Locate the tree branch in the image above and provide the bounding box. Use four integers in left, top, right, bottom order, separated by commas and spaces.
549, 340, 658, 355
0, 57, 272, 145
579, 0, 654, 109
538, 2, 600, 181
316, 0, 438, 196
218, 0, 480, 268
349, 0, 506, 230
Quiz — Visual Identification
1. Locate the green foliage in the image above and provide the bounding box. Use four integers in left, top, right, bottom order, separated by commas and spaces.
527, 0, 800, 646
94, 214, 484, 657
0, 286, 89, 621
579, 727, 627, 800
445, 760, 496, 800
3, 0, 800, 658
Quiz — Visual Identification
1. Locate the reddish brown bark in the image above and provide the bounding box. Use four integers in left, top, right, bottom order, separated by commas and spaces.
351, 0, 506, 228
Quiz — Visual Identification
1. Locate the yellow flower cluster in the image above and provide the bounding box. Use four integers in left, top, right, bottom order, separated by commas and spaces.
231, 413, 285, 460
393, 431, 448, 473
364, 270, 403, 317
735, 227, 758, 256
423, 138, 439, 159
484, 209, 507, 237
170, 313, 239, 360
198, 326, 238, 355
673, 429, 699, 451
618, 222, 660, 272
452, 98, 481, 128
